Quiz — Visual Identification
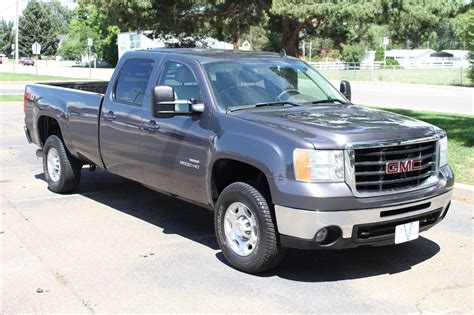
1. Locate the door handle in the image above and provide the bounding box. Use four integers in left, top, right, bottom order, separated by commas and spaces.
145, 120, 160, 132
103, 111, 117, 121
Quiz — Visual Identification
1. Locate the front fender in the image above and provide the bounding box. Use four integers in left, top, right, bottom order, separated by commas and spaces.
208, 130, 290, 206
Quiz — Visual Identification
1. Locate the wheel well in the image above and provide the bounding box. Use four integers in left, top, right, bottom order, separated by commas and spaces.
211, 159, 271, 202
38, 116, 62, 146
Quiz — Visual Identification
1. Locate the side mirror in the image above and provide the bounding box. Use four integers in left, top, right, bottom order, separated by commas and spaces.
153, 85, 204, 117
340, 80, 351, 101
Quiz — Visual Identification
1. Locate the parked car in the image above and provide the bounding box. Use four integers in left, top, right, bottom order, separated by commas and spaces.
23, 49, 454, 273
19, 57, 35, 66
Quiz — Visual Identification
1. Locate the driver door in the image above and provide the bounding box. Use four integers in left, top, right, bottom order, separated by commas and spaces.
140, 60, 213, 205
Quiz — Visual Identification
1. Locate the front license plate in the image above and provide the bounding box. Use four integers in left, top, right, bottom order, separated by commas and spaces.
395, 221, 419, 244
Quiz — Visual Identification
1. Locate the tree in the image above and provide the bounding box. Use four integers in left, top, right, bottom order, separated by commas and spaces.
47, 1, 73, 34
207, 1, 271, 49
86, 0, 270, 49
270, 1, 377, 57
380, 0, 469, 49
375, 46, 384, 62
18, 0, 60, 56
239, 24, 270, 51
340, 43, 364, 63
467, 8, 474, 83
452, 9, 472, 50
85, 1, 379, 57
59, 3, 121, 66
0, 19, 14, 55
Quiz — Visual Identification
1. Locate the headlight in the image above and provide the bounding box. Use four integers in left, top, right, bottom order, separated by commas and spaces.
293, 149, 344, 182
439, 136, 448, 167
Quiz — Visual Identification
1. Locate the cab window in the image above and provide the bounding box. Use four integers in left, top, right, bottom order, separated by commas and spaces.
114, 58, 155, 105
158, 62, 202, 102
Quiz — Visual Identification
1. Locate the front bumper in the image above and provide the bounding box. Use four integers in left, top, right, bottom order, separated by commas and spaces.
275, 189, 452, 249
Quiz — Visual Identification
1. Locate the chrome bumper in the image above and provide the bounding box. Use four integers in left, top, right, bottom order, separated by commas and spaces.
274, 190, 453, 240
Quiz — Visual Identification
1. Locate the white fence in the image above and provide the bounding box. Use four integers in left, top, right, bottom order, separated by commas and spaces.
308, 62, 471, 86
308, 61, 466, 70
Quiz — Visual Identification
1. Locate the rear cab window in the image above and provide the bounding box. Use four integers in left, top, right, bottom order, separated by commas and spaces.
114, 58, 155, 105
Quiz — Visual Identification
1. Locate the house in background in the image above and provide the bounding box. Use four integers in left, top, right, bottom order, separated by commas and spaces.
361, 49, 469, 68
430, 50, 470, 67
385, 49, 435, 66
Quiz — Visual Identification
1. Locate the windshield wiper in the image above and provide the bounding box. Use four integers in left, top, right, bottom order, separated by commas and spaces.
228, 101, 301, 112
309, 98, 350, 105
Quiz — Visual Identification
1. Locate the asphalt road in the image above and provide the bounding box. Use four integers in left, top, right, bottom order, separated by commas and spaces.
1, 101, 473, 313
347, 81, 473, 115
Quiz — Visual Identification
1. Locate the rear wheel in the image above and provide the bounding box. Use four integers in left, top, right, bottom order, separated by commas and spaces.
214, 182, 286, 273
43, 135, 82, 193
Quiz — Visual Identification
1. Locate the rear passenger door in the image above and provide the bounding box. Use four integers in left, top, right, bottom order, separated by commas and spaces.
100, 58, 155, 182
140, 59, 213, 205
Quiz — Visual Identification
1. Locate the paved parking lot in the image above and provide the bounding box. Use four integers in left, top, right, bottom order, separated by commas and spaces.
1, 101, 472, 313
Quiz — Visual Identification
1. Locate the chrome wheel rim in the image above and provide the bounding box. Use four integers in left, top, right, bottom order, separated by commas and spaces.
223, 202, 258, 256
46, 148, 61, 182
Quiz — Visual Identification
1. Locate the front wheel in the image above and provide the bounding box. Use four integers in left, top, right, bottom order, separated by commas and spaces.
214, 182, 286, 273
43, 135, 82, 193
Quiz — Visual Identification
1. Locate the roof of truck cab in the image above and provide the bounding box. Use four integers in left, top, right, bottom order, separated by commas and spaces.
135, 48, 299, 63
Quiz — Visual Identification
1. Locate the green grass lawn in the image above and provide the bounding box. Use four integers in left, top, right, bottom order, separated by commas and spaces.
0, 72, 86, 82
372, 107, 474, 185
0, 94, 23, 102
318, 67, 471, 87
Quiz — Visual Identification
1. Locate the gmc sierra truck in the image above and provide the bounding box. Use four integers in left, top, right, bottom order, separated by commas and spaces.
24, 49, 454, 273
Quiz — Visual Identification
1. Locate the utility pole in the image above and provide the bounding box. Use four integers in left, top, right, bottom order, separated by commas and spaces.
383, 36, 389, 64
88, 45, 91, 79
302, 40, 305, 60
309, 41, 312, 62
14, 0, 20, 72
87, 38, 93, 79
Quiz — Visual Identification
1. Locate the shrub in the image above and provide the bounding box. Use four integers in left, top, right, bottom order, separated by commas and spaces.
375, 46, 384, 62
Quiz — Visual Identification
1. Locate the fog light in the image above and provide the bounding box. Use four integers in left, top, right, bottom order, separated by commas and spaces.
315, 228, 328, 243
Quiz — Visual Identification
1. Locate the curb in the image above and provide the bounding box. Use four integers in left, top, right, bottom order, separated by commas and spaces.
453, 183, 474, 204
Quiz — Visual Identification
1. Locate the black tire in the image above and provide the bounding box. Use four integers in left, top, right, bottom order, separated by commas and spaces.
43, 135, 82, 193
214, 182, 286, 273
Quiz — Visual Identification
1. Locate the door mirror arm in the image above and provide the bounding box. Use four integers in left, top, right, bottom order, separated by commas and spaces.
153, 85, 204, 117
155, 100, 204, 116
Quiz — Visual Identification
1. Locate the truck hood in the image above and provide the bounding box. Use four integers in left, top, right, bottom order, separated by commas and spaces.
233, 105, 438, 149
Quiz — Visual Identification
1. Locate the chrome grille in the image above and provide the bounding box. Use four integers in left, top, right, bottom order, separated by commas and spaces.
346, 139, 439, 197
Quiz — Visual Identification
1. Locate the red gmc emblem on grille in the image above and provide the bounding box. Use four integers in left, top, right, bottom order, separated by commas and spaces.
386, 159, 422, 174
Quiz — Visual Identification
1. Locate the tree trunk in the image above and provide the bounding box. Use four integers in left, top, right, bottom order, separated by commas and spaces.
232, 23, 240, 50
281, 16, 300, 57
232, 39, 239, 50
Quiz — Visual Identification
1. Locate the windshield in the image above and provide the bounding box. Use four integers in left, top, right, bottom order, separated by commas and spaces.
204, 59, 347, 110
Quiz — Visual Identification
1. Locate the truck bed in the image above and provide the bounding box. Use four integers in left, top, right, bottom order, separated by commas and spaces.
24, 81, 109, 168
43, 81, 109, 94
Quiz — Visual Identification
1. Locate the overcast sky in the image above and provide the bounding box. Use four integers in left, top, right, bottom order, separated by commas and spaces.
1, 0, 76, 22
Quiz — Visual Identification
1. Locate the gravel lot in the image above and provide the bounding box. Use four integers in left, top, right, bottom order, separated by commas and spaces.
1, 101, 472, 313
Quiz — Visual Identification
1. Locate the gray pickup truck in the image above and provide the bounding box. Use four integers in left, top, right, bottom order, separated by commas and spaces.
24, 49, 454, 273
